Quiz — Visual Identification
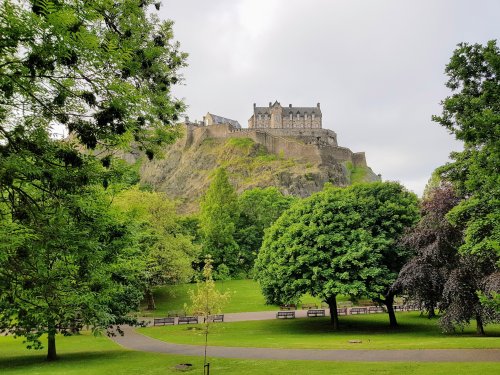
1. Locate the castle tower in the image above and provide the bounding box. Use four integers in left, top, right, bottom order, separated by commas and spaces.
248, 101, 322, 129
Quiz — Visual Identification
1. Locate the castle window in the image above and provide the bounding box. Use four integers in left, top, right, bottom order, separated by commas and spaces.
312, 113, 315, 120
296, 113, 300, 119
289, 113, 292, 120
304, 113, 308, 120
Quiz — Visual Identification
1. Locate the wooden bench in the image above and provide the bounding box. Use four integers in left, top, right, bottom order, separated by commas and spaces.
368, 306, 385, 314
279, 304, 297, 310
404, 303, 420, 311
204, 314, 224, 323
337, 307, 348, 315
350, 307, 368, 315
153, 317, 175, 326
307, 309, 325, 317
276, 311, 295, 319
301, 303, 318, 310
178, 316, 198, 324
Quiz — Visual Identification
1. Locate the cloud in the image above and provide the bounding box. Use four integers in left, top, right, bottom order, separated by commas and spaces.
161, 0, 498, 196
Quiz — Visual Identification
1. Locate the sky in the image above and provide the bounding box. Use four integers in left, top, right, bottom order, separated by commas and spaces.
159, 0, 500, 196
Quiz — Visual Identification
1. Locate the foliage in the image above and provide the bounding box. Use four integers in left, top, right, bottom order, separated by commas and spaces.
255, 182, 418, 329
198, 168, 240, 273
0, 177, 144, 360
0, 0, 186, 155
0, 0, 186, 361
395, 183, 499, 334
188, 256, 230, 317
394, 184, 462, 317
432, 41, 499, 260
112, 187, 199, 310
235, 187, 296, 273
432, 40, 500, 312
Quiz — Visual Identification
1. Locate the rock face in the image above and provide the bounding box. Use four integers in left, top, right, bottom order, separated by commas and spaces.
136, 124, 379, 213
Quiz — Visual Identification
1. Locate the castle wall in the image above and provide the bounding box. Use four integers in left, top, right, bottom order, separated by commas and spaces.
187, 124, 367, 170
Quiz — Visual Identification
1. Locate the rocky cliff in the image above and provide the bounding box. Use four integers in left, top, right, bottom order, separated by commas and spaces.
131, 125, 379, 213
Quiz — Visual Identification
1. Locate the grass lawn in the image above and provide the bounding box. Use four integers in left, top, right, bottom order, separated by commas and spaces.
1, 333, 499, 375
139, 312, 500, 350
140, 279, 355, 316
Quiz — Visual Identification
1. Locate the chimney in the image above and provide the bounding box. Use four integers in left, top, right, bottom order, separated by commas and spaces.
317, 103, 320, 109
269, 102, 272, 107
289, 104, 292, 108
253, 103, 256, 109
184, 116, 189, 123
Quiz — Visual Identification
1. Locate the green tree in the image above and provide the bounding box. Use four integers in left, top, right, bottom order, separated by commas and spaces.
112, 187, 199, 310
0, 0, 186, 361
0, 177, 144, 361
235, 187, 296, 273
255, 182, 418, 329
432, 40, 500, 311
188, 256, 230, 371
199, 168, 240, 273
432, 41, 499, 258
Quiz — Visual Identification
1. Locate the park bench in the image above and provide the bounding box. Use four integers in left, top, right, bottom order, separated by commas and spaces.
153, 317, 175, 326
393, 305, 405, 312
307, 309, 325, 317
301, 303, 318, 310
368, 306, 385, 314
404, 303, 420, 311
204, 314, 224, 323
279, 304, 297, 310
337, 308, 348, 315
178, 316, 198, 324
350, 307, 368, 315
276, 311, 295, 319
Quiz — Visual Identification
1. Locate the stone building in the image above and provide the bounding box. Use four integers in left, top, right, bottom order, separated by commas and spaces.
248, 101, 322, 129
203, 112, 241, 128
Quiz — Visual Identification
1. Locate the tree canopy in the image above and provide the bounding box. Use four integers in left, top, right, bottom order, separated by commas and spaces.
255, 182, 418, 329
432, 40, 499, 260
198, 168, 240, 274
235, 187, 296, 273
0, 0, 186, 361
112, 187, 199, 310
432, 40, 500, 311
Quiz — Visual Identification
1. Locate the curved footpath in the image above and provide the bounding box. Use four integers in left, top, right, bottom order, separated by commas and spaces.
110, 311, 500, 362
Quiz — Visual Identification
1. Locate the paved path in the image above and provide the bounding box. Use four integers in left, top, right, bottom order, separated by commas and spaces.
110, 311, 500, 362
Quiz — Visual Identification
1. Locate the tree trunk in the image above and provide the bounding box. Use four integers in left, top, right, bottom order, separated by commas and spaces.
476, 314, 485, 335
326, 295, 339, 330
383, 293, 398, 329
427, 302, 436, 318
47, 322, 57, 361
146, 288, 156, 310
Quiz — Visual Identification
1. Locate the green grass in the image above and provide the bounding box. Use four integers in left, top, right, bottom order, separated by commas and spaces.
346, 161, 368, 183
139, 312, 500, 350
140, 279, 354, 317
226, 137, 255, 149
1, 334, 499, 375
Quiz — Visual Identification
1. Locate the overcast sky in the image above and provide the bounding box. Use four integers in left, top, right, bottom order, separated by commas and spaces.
160, 0, 499, 196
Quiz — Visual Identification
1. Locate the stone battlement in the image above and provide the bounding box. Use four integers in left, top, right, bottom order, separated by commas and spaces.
184, 123, 368, 169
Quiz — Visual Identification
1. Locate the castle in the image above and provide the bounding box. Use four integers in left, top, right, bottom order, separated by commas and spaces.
248, 101, 322, 129
181, 101, 378, 183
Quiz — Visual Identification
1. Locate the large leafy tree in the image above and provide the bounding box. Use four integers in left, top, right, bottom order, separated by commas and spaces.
432, 41, 499, 263
0, 0, 186, 361
350, 183, 419, 327
198, 168, 240, 274
395, 183, 499, 334
255, 182, 418, 329
0, 158, 145, 361
235, 187, 296, 273
112, 187, 199, 310
394, 183, 461, 318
